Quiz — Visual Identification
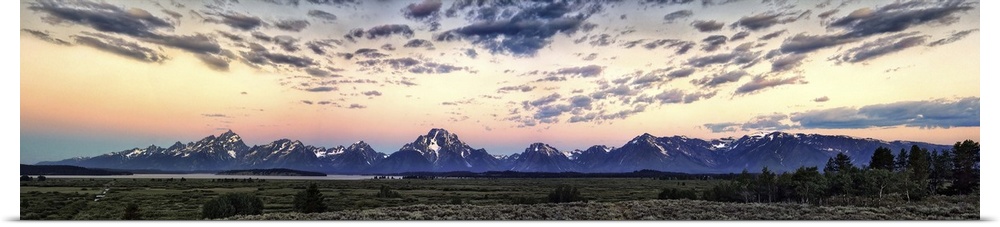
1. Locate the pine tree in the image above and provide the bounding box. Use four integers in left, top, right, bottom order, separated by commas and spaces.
757, 167, 776, 203
293, 183, 327, 213
895, 148, 909, 172
869, 147, 895, 171
951, 140, 980, 195
907, 145, 931, 200
929, 149, 953, 193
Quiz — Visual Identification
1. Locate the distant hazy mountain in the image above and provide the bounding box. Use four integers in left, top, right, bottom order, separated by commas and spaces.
39, 129, 952, 174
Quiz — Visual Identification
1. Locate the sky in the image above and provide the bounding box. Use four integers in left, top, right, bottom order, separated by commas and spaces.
19, 0, 981, 164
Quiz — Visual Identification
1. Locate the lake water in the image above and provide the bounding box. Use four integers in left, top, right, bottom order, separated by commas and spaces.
42, 174, 375, 180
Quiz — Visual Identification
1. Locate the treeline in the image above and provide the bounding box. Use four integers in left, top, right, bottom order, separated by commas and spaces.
396, 170, 738, 180
695, 140, 979, 205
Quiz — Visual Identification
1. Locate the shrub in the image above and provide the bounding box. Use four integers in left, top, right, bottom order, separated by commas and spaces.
122, 203, 141, 220
293, 183, 327, 213
376, 185, 402, 198
201, 193, 264, 219
37, 175, 46, 181
20, 175, 31, 181
548, 185, 585, 203
658, 188, 698, 200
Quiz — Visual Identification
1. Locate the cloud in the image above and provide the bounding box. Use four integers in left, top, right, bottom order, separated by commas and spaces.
302, 87, 337, 92
142, 33, 221, 54
703, 122, 740, 133
465, 49, 478, 59
779, 33, 858, 54
305, 68, 333, 77
813, 96, 829, 102
498, 85, 536, 93
683, 91, 717, 103
833, 33, 926, 64
691, 20, 725, 32
345, 24, 414, 41
529, 93, 562, 107
662, 10, 693, 23
667, 68, 696, 78
734, 75, 807, 95
730, 31, 750, 41
403, 0, 442, 19
196, 53, 231, 71
403, 39, 434, 49
692, 70, 747, 88
701, 35, 728, 52
263, 0, 300, 6
790, 97, 980, 129
202, 114, 229, 118
742, 113, 795, 131
829, 1, 976, 38
770, 53, 807, 72
569, 95, 593, 108
241, 50, 314, 68
928, 29, 978, 46
305, 0, 359, 6
28, 0, 173, 38
435, 2, 596, 56
758, 29, 787, 40
731, 12, 797, 31
640, 39, 695, 54
348, 104, 367, 109
553, 65, 603, 77
21, 29, 71, 45
162, 9, 183, 19
687, 49, 760, 68
307, 10, 337, 21
302, 100, 314, 105
206, 12, 265, 31
817, 9, 839, 19
274, 19, 310, 32
73, 33, 166, 63
362, 90, 383, 96
305, 39, 341, 55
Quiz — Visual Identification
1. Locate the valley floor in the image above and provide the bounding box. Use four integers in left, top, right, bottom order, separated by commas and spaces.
230, 197, 980, 220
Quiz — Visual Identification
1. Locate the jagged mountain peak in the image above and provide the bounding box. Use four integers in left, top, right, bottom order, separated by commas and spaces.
348, 141, 374, 151
526, 143, 561, 155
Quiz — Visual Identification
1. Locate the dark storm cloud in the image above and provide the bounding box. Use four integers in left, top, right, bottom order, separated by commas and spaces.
731, 12, 797, 31
758, 29, 787, 40
498, 85, 536, 93
404, 0, 442, 19
790, 97, 980, 129
814, 96, 830, 102
403, 39, 435, 49
21, 29, 71, 45
553, 65, 603, 77
770, 53, 807, 72
730, 31, 750, 41
662, 10, 693, 23
28, 0, 173, 38
692, 70, 747, 88
302, 86, 337, 92
73, 33, 166, 63
362, 90, 383, 96
206, 12, 265, 31
691, 20, 725, 32
928, 29, 978, 46
701, 35, 727, 52
307, 10, 338, 21
345, 24, 414, 41
734, 75, 806, 95
833, 33, 927, 64
829, 1, 976, 39
274, 19, 310, 32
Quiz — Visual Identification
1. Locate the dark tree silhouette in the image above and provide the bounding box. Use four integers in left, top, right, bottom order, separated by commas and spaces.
951, 140, 980, 194
122, 203, 141, 220
869, 147, 895, 171
293, 183, 327, 213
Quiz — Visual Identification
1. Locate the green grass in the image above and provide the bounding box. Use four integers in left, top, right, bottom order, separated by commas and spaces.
20, 177, 718, 220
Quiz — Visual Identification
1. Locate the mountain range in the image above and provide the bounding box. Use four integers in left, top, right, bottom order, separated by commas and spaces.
38, 129, 952, 174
